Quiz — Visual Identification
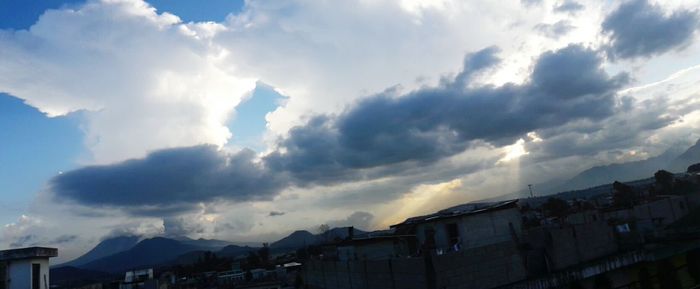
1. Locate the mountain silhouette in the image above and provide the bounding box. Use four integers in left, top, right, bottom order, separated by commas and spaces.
60, 235, 140, 267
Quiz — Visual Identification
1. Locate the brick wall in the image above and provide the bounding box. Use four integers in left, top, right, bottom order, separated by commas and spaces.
303, 241, 527, 289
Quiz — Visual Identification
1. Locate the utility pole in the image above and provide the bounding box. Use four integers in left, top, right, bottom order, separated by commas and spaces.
528, 184, 534, 198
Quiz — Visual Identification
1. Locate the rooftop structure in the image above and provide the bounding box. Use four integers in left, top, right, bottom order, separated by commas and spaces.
0, 247, 58, 289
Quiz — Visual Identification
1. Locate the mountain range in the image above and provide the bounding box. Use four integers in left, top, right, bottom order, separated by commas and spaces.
53, 226, 362, 279
503, 139, 700, 199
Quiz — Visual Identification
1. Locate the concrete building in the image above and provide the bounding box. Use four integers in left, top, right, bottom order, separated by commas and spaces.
120, 268, 156, 289
0, 247, 57, 289
336, 235, 416, 261
392, 200, 522, 253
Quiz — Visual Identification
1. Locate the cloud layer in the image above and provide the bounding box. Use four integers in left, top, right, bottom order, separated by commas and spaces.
602, 0, 699, 59
50, 44, 628, 215
51, 146, 285, 216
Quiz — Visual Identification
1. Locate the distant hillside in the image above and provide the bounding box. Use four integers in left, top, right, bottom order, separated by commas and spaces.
270, 227, 367, 250
218, 244, 258, 258
176, 237, 234, 251
668, 139, 700, 172
554, 139, 700, 193
80, 237, 198, 273
555, 149, 679, 193
61, 235, 140, 267
270, 230, 316, 250
50, 266, 114, 288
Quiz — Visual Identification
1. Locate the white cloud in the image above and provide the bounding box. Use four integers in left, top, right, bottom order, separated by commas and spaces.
0, 0, 256, 163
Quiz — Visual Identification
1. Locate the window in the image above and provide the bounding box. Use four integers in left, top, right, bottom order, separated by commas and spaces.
446, 223, 460, 247
32, 263, 40, 289
0, 262, 6, 289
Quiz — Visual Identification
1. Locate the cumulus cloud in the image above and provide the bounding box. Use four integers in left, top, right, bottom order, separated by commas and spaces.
327, 211, 375, 231
602, 0, 699, 59
163, 217, 204, 237
266, 45, 627, 185
554, 0, 584, 14
49, 44, 630, 215
0, 0, 256, 163
50, 146, 286, 216
535, 20, 575, 39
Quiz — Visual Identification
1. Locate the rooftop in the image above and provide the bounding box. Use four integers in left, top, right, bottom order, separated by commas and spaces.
391, 199, 519, 228
0, 247, 58, 261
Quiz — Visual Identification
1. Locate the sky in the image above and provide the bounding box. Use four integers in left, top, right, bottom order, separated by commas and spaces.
0, 0, 700, 261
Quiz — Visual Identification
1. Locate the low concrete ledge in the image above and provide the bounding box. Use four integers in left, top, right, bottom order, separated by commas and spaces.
0, 247, 58, 261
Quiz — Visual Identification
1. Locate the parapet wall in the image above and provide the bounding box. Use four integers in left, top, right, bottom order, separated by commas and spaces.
303, 241, 527, 289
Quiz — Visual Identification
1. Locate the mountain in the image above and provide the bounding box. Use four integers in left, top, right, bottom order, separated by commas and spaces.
61, 235, 140, 267
80, 237, 198, 273
176, 237, 234, 251
50, 266, 114, 287
218, 244, 257, 258
554, 140, 700, 193
668, 139, 700, 172
270, 230, 316, 250
555, 149, 679, 193
270, 227, 368, 250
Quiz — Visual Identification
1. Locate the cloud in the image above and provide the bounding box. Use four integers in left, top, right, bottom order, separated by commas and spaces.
50, 146, 286, 216
48, 44, 631, 216
163, 217, 204, 237
327, 211, 375, 230
266, 45, 627, 186
0, 0, 256, 163
554, 0, 584, 14
535, 20, 575, 39
602, 0, 699, 59
268, 211, 285, 217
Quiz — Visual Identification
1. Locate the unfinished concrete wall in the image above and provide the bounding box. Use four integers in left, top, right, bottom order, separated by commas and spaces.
432, 241, 528, 289
523, 222, 617, 271
303, 241, 527, 289
415, 207, 523, 251
303, 258, 428, 289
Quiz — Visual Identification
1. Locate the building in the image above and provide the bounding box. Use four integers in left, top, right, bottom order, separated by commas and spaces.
336, 234, 416, 261
120, 268, 157, 289
0, 247, 57, 289
392, 199, 522, 253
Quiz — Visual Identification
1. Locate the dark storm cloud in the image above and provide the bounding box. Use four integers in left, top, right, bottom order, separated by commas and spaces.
50, 146, 286, 216
535, 20, 575, 39
9, 234, 77, 247
163, 217, 204, 236
267, 45, 627, 185
602, 0, 699, 59
51, 45, 627, 215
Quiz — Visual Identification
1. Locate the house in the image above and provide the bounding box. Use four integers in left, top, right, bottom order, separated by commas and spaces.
336, 234, 416, 261
120, 268, 156, 289
0, 247, 57, 289
391, 200, 522, 254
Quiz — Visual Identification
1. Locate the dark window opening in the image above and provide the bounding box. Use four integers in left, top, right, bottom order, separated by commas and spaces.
0, 262, 6, 289
446, 223, 459, 247
32, 263, 40, 289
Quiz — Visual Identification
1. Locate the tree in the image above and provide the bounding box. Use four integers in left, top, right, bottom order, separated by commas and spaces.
613, 181, 636, 207
656, 259, 682, 289
637, 266, 653, 289
541, 197, 570, 218
687, 249, 700, 284
688, 163, 700, 174
318, 224, 331, 243
654, 170, 675, 193
258, 243, 270, 267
